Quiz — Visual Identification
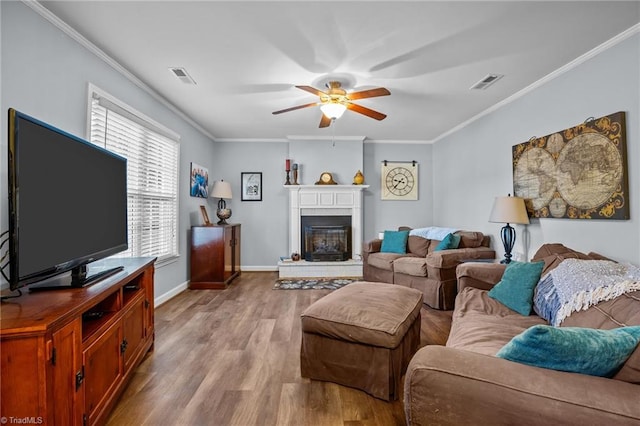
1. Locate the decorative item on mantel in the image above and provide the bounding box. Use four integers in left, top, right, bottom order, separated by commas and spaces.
353, 170, 365, 185
284, 158, 292, 185
316, 172, 338, 185
292, 163, 299, 185
211, 180, 233, 225
489, 194, 530, 264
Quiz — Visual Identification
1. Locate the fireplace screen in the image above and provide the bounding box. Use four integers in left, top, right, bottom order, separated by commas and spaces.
304, 225, 350, 262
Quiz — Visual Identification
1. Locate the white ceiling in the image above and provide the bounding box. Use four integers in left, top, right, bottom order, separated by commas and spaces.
40, 1, 640, 142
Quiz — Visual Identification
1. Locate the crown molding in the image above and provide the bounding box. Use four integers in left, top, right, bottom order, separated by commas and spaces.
365, 139, 432, 145
433, 23, 640, 144
287, 135, 366, 142
213, 138, 288, 143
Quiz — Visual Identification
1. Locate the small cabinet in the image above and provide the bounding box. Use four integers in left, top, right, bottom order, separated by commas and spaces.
190, 224, 241, 289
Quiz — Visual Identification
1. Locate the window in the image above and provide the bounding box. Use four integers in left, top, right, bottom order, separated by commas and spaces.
88, 85, 180, 264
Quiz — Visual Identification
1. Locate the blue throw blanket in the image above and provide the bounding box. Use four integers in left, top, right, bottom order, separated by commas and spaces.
409, 226, 459, 241
533, 259, 640, 326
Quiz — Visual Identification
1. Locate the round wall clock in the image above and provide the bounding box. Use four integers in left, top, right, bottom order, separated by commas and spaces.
381, 162, 418, 200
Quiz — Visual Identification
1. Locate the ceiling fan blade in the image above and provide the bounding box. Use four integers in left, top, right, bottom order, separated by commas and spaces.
319, 114, 332, 128
296, 85, 327, 97
272, 102, 319, 115
346, 103, 387, 121
346, 87, 390, 100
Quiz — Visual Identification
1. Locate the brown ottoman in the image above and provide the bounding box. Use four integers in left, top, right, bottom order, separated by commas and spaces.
300, 281, 423, 401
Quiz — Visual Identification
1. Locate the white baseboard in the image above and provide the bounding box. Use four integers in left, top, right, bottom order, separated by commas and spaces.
154, 280, 188, 307
241, 265, 278, 272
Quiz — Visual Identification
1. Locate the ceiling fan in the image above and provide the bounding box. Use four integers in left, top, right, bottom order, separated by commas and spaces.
272, 81, 390, 128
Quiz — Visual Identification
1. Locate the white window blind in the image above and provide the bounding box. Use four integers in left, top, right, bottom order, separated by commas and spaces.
89, 92, 180, 263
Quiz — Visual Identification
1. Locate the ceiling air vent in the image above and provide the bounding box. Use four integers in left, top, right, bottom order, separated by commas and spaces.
470, 74, 504, 90
169, 67, 197, 85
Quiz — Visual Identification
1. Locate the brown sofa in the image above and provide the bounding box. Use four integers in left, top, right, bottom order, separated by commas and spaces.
404, 244, 640, 425
362, 229, 495, 310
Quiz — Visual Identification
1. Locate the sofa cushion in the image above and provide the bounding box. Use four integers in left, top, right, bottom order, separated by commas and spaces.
539, 252, 592, 276
434, 233, 461, 251
300, 281, 423, 348
456, 231, 484, 248
496, 324, 640, 377
614, 344, 640, 383
488, 261, 544, 316
532, 243, 591, 275
532, 243, 581, 260
426, 247, 495, 269
407, 235, 430, 257
393, 257, 427, 277
561, 290, 640, 384
367, 252, 404, 271
561, 291, 640, 329
381, 230, 409, 254
447, 287, 546, 355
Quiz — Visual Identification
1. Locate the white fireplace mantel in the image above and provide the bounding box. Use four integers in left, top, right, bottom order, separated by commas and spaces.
285, 185, 369, 259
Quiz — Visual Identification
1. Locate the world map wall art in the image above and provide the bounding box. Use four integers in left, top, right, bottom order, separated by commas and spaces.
512, 111, 629, 220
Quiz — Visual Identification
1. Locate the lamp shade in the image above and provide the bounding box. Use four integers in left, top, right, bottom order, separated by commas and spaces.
320, 102, 347, 119
211, 180, 232, 199
489, 195, 529, 224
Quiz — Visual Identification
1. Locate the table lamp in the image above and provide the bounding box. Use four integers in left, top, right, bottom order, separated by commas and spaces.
211, 180, 233, 225
489, 194, 530, 264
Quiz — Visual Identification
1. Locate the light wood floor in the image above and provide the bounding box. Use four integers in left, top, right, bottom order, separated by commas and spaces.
106, 272, 453, 426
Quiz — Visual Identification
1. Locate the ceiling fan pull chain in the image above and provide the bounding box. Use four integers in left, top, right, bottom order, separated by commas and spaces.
332, 119, 336, 147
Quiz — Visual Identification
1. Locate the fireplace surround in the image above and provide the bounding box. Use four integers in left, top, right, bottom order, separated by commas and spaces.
280, 185, 368, 278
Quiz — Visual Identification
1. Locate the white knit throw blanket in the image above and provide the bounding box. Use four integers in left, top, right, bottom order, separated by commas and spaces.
533, 259, 640, 326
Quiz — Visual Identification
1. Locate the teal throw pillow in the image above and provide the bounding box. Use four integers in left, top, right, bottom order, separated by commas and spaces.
488, 261, 544, 315
380, 230, 409, 254
434, 233, 461, 251
496, 325, 640, 377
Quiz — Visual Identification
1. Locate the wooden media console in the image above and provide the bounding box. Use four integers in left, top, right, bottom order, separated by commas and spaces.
1, 257, 156, 426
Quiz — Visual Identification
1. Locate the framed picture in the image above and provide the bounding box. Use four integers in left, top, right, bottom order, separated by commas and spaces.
199, 206, 212, 226
190, 162, 209, 198
241, 172, 262, 201
513, 111, 628, 220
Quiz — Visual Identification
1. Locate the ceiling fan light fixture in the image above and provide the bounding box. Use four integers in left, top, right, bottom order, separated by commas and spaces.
320, 102, 347, 119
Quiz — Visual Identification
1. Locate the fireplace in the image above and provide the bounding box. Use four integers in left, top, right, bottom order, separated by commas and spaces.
281, 184, 368, 278
303, 225, 351, 261
301, 216, 351, 261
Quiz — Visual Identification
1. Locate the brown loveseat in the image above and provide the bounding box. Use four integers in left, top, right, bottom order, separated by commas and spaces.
404, 244, 640, 425
362, 228, 495, 309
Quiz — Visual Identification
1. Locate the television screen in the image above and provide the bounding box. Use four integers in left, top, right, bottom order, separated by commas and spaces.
8, 108, 128, 291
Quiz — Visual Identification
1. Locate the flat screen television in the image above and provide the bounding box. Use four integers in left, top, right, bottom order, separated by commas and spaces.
7, 108, 128, 292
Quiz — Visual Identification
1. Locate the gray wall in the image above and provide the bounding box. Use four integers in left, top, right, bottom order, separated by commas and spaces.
432, 33, 640, 264
363, 142, 434, 240
210, 141, 290, 269
1, 2, 217, 300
